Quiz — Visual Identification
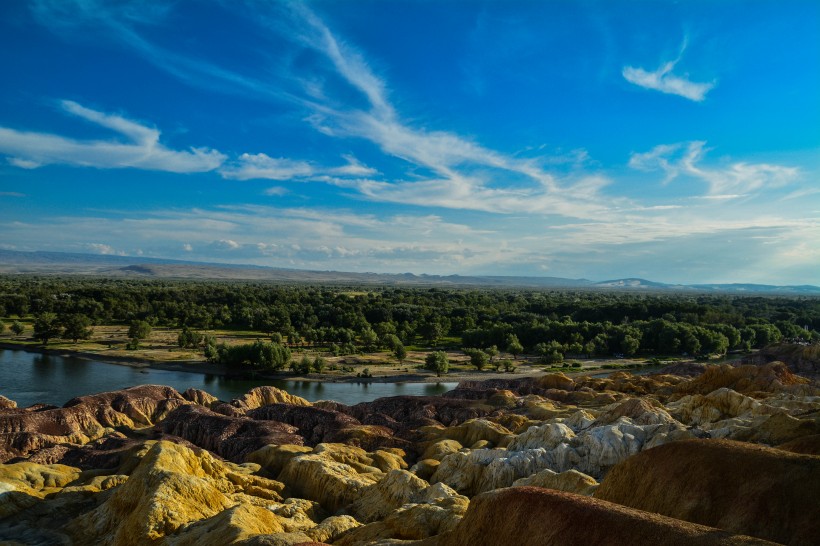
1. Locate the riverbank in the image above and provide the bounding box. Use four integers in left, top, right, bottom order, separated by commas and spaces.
0, 340, 549, 384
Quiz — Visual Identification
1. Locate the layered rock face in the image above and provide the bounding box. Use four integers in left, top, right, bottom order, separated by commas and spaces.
595, 439, 820, 545
0, 361, 818, 545
432, 487, 775, 546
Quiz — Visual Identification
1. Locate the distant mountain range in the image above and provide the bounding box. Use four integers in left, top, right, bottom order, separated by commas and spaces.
1, 250, 818, 294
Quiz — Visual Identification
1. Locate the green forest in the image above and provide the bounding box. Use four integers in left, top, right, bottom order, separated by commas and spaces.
1, 277, 818, 372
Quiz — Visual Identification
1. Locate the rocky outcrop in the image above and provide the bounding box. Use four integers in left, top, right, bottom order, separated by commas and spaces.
0, 385, 188, 462
336, 494, 468, 545
231, 387, 311, 411
276, 443, 404, 513
674, 362, 814, 397
511, 468, 598, 495
248, 404, 362, 446
66, 441, 285, 545
1, 367, 819, 545
348, 396, 493, 432
160, 404, 305, 461
594, 439, 820, 545
433, 487, 774, 546
759, 343, 820, 377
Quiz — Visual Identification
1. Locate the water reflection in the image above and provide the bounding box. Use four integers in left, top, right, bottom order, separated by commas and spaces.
0, 349, 458, 408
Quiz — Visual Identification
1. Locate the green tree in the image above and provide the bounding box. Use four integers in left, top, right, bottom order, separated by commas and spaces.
291, 354, 312, 374
62, 314, 92, 343
128, 320, 152, 340
312, 355, 326, 373
33, 312, 62, 345
177, 327, 203, 349
394, 342, 407, 365
505, 334, 523, 360
463, 347, 488, 371
424, 351, 449, 377
359, 327, 379, 351
485, 345, 499, 364
10, 321, 25, 336
0, 320, 4, 335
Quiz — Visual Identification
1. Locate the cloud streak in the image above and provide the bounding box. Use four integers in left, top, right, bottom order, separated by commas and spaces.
0, 100, 225, 173
623, 42, 715, 101
629, 141, 798, 196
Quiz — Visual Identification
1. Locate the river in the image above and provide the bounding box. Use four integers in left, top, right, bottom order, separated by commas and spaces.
0, 348, 458, 408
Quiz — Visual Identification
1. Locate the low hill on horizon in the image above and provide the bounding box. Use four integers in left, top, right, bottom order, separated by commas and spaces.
0, 249, 818, 294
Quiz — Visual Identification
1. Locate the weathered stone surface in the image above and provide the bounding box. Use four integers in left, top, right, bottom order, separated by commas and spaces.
0, 385, 187, 462
66, 440, 284, 545
595, 439, 820, 545
348, 396, 492, 432
182, 387, 220, 408
348, 469, 429, 522
305, 515, 360, 543
248, 444, 314, 478
167, 504, 287, 545
0, 395, 16, 409
248, 404, 362, 446
675, 362, 814, 397
232, 387, 311, 411
512, 468, 598, 495
336, 496, 469, 545
160, 404, 305, 461
440, 419, 513, 448
0, 461, 81, 519
506, 422, 575, 452
276, 444, 385, 512
434, 487, 774, 546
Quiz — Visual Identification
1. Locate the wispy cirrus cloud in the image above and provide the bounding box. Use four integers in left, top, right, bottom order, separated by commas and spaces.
623, 41, 715, 102
27, 1, 614, 219
271, 5, 615, 218
629, 141, 798, 196
0, 100, 225, 172
221, 153, 377, 181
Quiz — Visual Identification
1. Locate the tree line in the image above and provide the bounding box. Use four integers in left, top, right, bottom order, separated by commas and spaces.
1, 277, 817, 368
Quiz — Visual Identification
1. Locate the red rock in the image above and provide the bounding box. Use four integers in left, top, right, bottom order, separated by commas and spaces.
434, 486, 773, 546
594, 439, 820, 545
159, 404, 304, 461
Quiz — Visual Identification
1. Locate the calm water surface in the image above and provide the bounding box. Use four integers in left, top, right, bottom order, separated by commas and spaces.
0, 349, 457, 408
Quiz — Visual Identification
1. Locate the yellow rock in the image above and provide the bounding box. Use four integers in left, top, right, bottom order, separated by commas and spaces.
335, 495, 469, 545
167, 504, 287, 545
278, 444, 383, 512
65, 441, 284, 545
0, 462, 81, 519
306, 515, 361, 543
231, 387, 310, 411
411, 459, 440, 481
443, 419, 513, 448
512, 468, 599, 496
421, 439, 463, 461
536, 373, 575, 391
247, 444, 314, 478
349, 469, 430, 522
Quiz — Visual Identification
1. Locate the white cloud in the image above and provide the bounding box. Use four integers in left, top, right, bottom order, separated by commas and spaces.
7, 158, 41, 169
275, 5, 614, 219
629, 141, 799, 196
0, 100, 225, 173
264, 186, 290, 196
84, 242, 119, 255
221, 153, 377, 181
623, 42, 714, 102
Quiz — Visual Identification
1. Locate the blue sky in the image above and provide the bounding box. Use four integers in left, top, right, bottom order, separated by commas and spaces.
0, 0, 818, 284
